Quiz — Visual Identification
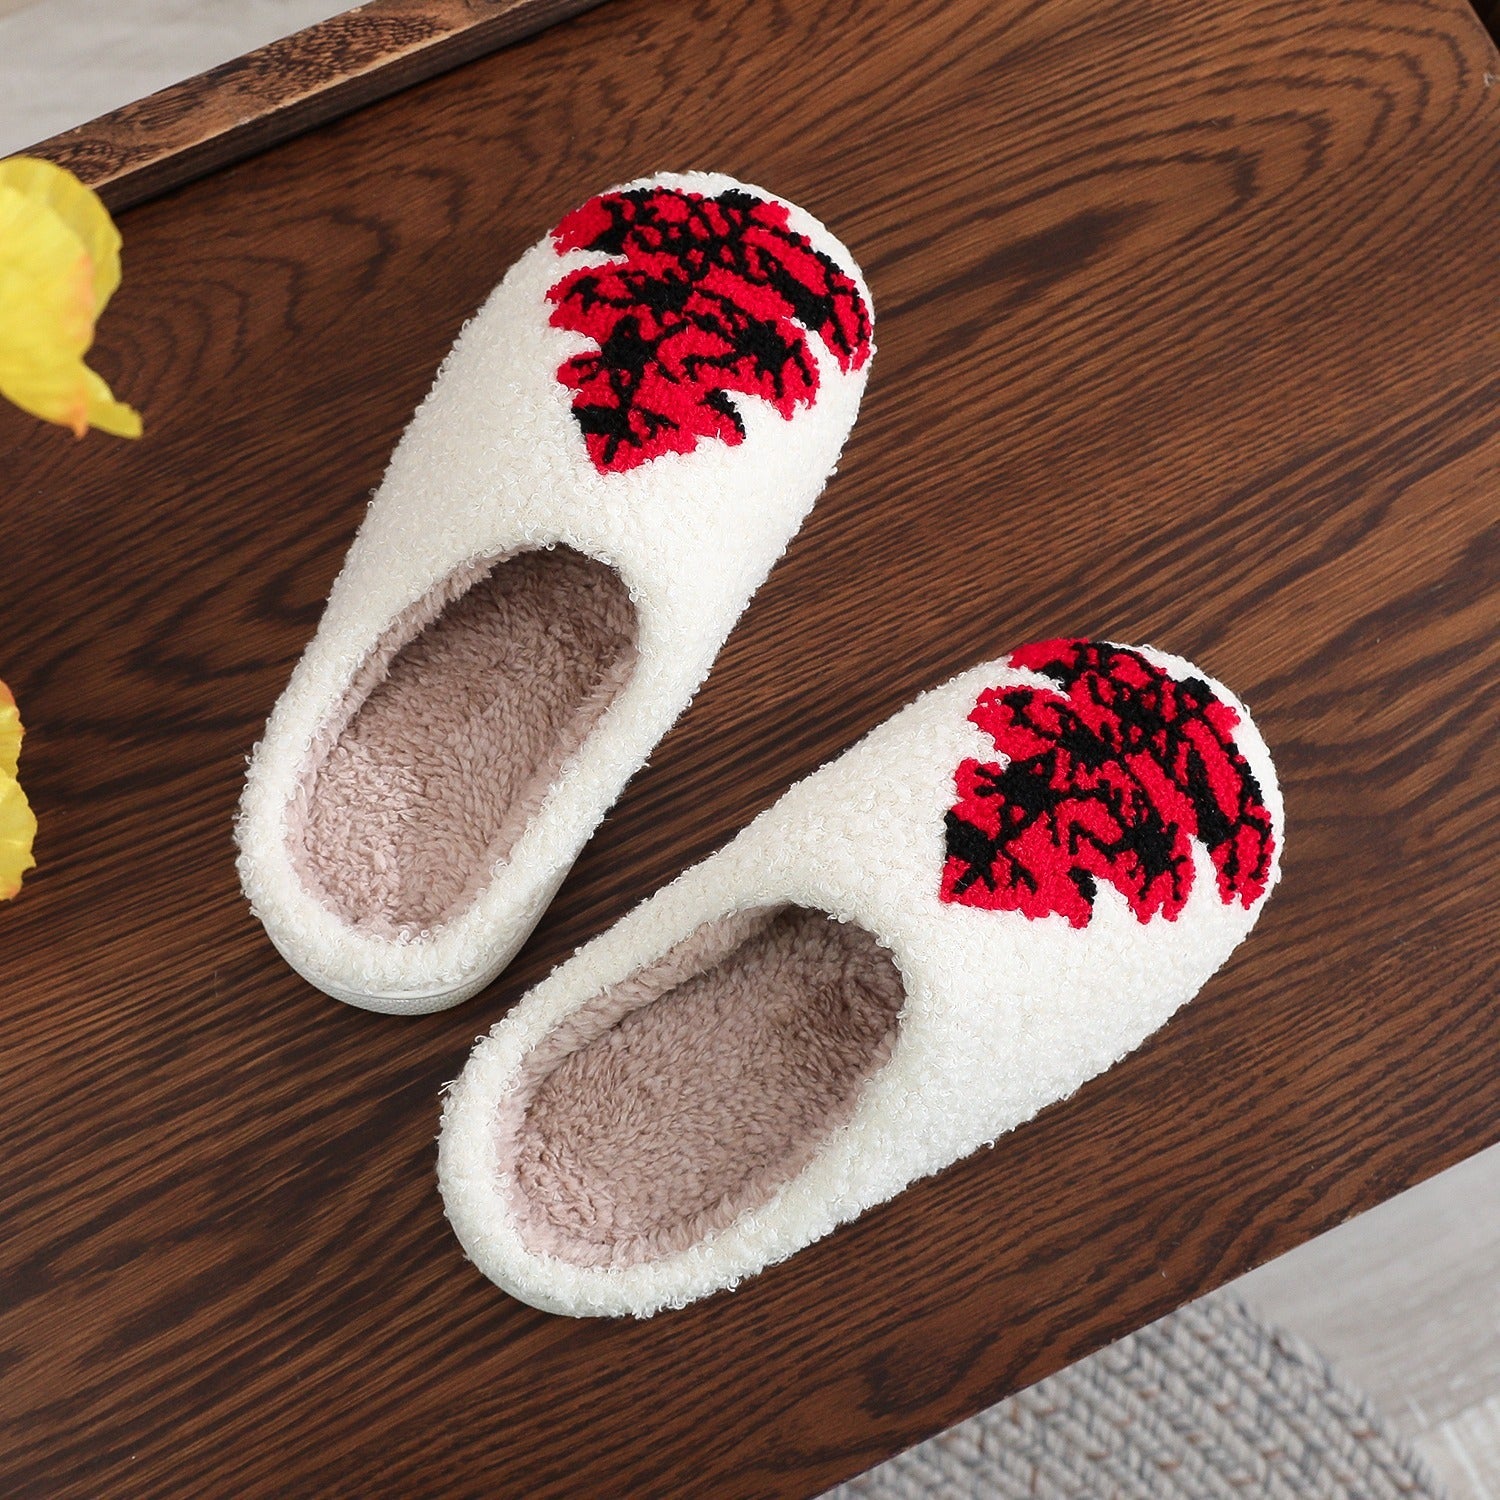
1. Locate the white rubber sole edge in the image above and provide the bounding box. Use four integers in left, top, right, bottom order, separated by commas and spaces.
261, 863, 574, 1015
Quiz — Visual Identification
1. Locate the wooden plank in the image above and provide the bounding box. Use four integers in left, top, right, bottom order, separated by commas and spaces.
0, 0, 1497, 1494
24, 0, 609, 212
1422, 1397, 1500, 1500
1239, 1143, 1500, 1441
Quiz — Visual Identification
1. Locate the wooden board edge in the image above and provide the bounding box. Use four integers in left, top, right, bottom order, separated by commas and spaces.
19, 0, 611, 213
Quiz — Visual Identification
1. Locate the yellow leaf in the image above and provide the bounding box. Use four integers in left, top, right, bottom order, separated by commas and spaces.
0, 680, 36, 900
0, 678, 20, 779
0, 156, 141, 438
0, 774, 36, 900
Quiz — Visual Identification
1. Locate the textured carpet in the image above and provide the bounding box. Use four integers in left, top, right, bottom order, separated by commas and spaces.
827, 1295, 1444, 1499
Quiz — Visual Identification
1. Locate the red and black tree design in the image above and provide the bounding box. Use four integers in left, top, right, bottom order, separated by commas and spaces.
941, 640, 1275, 927
547, 186, 872, 474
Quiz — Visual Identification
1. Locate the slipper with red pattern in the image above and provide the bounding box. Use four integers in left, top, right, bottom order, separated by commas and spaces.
235, 173, 874, 1013
437, 639, 1284, 1316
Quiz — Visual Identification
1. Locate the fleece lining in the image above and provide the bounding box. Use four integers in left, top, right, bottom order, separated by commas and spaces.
508, 906, 905, 1268
235, 172, 874, 1011
293, 547, 636, 936
438, 643, 1285, 1318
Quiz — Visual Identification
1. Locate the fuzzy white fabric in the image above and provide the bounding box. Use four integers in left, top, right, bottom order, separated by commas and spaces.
438, 646, 1285, 1317
235, 172, 873, 1013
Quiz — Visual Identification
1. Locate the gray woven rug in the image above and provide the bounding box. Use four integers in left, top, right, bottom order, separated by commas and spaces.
827, 1295, 1444, 1499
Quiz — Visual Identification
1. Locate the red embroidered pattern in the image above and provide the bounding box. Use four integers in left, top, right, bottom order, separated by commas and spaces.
941, 640, 1275, 927
547, 186, 871, 473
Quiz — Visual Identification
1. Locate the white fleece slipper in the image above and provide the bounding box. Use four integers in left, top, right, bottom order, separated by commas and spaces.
235, 172, 874, 1013
438, 639, 1284, 1316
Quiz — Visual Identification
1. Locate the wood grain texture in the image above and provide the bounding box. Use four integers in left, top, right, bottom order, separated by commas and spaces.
1238, 1142, 1500, 1495
1242, 1144, 1500, 1437
2, 0, 1498, 1493
1426, 1398, 1500, 1500
25, 0, 609, 212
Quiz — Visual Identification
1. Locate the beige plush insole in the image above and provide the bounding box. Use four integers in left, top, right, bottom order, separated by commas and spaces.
508, 906, 906, 1269
295, 547, 637, 935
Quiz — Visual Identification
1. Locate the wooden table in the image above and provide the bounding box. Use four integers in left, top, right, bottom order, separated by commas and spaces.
4, 0, 1498, 1493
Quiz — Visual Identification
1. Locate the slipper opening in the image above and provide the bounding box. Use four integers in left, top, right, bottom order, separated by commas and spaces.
290, 546, 637, 936
500, 905, 906, 1270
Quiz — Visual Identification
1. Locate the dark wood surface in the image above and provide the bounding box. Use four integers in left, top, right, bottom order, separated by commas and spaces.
3, 0, 1499, 1494
28, 0, 608, 212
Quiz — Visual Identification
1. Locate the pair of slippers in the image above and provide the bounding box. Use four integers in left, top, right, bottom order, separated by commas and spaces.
237, 172, 1284, 1318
